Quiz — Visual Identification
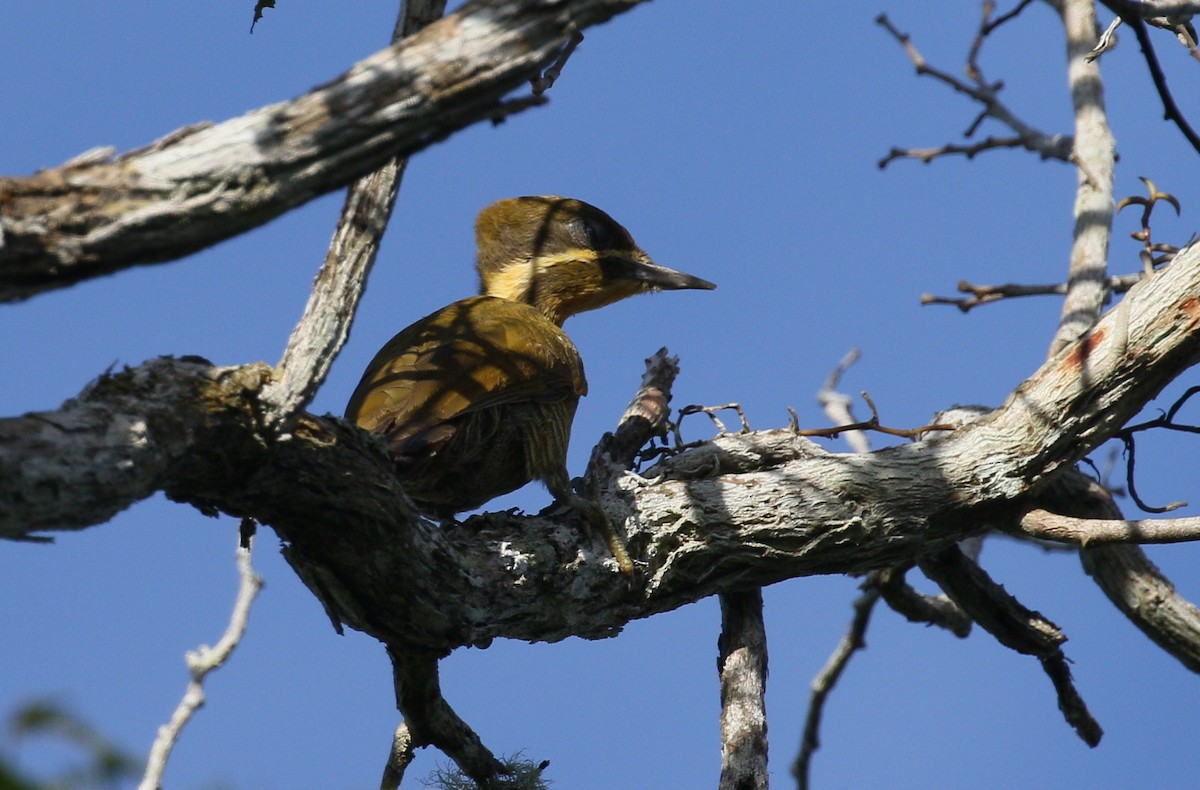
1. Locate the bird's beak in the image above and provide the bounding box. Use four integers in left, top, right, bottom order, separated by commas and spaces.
611, 254, 716, 292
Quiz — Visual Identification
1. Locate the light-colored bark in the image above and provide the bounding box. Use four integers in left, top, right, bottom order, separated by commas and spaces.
718, 590, 769, 790
0, 0, 645, 303
1049, 0, 1115, 355
4, 240, 1200, 651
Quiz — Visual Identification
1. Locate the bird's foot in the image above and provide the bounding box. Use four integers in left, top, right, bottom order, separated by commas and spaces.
567, 494, 634, 577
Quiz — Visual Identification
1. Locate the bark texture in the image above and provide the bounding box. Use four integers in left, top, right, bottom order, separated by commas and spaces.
0, 0, 646, 302
4, 240, 1200, 652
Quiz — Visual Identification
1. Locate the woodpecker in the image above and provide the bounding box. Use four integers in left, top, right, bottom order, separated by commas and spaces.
345, 196, 715, 574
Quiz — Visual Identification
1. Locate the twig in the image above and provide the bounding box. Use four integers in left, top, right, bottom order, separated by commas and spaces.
1100, 0, 1200, 154
1117, 175, 1183, 275
793, 390, 954, 441
249, 0, 275, 33
815, 348, 871, 453
876, 12, 1074, 167
1092, 6, 1200, 63
1114, 384, 1200, 512
676, 403, 751, 437
717, 590, 769, 790
489, 93, 550, 125
139, 529, 264, 790
1018, 509, 1200, 544
968, 0, 1037, 81
878, 135, 1033, 167
922, 271, 1152, 312
793, 584, 881, 790
531, 30, 584, 94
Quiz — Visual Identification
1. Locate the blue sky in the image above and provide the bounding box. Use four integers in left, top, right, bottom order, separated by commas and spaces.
2, 2, 1200, 788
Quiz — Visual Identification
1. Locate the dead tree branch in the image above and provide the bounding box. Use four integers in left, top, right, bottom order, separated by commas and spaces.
792, 584, 879, 790
918, 546, 1103, 746
0, 0, 647, 303
260, 0, 448, 430
1049, 0, 1117, 355
4, 242, 1200, 657
139, 534, 264, 790
717, 589, 768, 790
1033, 472, 1200, 673
874, 564, 973, 637
876, 9, 1073, 168
922, 272, 1147, 312
1018, 509, 1200, 543
386, 648, 506, 785
1096, 0, 1200, 154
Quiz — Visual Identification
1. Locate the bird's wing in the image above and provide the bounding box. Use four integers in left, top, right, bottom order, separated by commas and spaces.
344, 296, 586, 457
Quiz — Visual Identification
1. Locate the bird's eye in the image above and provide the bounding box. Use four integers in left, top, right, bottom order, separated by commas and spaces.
572, 217, 615, 250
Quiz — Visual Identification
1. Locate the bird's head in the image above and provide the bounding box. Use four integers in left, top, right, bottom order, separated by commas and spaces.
475, 196, 715, 325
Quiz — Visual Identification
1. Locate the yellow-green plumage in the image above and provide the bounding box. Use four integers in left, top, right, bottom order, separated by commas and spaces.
345, 295, 586, 515
345, 196, 715, 572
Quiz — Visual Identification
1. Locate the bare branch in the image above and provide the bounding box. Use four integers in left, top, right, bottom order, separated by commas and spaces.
1115, 381, 1200, 511
1034, 472, 1200, 673
918, 547, 1103, 746
260, 0, 448, 429
1096, 0, 1200, 154
968, 0, 1038, 80
1083, 543, 1200, 673
6, 241, 1200, 654
1117, 175, 1184, 277
793, 584, 880, 790
1048, 0, 1117, 355
874, 565, 973, 638
380, 722, 415, 790
1018, 508, 1200, 544
0, 0, 648, 303
583, 347, 680, 485
531, 30, 585, 94
717, 590, 768, 790
875, 13, 1073, 167
815, 347, 871, 453
1103, 0, 1200, 15
878, 135, 1035, 167
139, 533, 264, 790
922, 272, 1149, 312
387, 648, 505, 785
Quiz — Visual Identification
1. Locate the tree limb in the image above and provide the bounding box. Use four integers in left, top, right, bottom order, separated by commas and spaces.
875, 11, 1074, 167
1049, 0, 1116, 355
1097, 0, 1200, 154
874, 564, 972, 637
918, 546, 1103, 746
717, 589, 768, 790
1018, 509, 1200, 544
5, 241, 1200, 654
0, 0, 647, 303
259, 0, 447, 432
386, 647, 505, 784
1034, 472, 1200, 673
